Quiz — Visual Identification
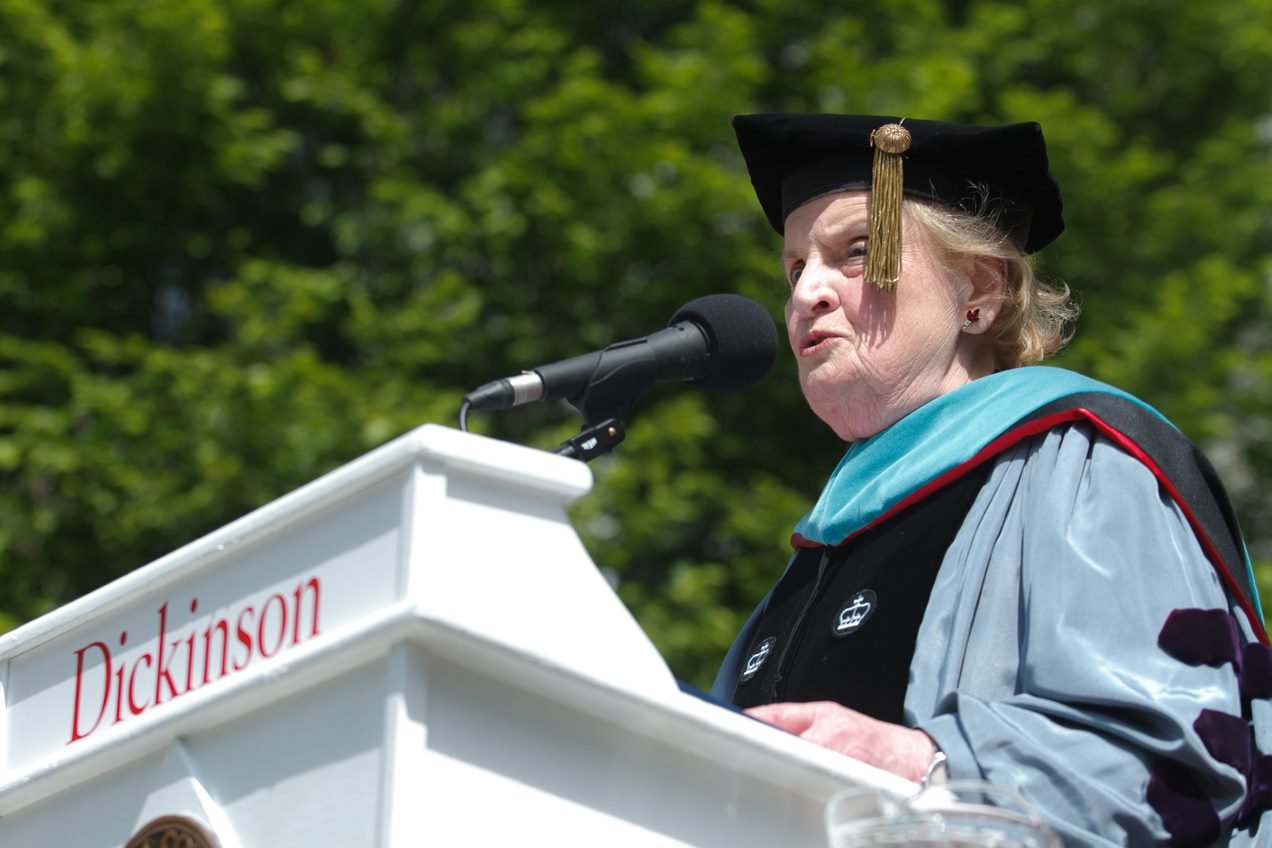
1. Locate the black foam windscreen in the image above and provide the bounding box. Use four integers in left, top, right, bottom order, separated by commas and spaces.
670, 294, 779, 393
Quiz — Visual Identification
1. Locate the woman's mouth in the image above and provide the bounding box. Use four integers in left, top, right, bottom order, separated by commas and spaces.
798, 330, 838, 356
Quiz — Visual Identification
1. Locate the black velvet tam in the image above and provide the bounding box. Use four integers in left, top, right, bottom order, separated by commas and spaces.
733, 113, 1065, 252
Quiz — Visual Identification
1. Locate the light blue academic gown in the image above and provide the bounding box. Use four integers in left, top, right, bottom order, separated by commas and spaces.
713, 372, 1271, 845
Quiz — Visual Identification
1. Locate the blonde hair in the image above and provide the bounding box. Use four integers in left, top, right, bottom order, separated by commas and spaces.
906, 198, 1078, 369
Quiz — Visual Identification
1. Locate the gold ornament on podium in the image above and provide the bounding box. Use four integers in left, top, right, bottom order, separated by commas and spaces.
125, 815, 219, 848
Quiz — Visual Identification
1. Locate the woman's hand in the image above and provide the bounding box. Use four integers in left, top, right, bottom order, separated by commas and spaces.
746, 700, 937, 782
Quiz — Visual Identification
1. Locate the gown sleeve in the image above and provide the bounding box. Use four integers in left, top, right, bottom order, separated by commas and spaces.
908, 424, 1269, 846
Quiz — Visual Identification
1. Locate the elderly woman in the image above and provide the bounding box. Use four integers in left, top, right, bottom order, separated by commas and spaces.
710, 114, 1271, 845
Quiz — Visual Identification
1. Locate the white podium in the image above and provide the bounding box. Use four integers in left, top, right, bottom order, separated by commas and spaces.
0, 425, 910, 847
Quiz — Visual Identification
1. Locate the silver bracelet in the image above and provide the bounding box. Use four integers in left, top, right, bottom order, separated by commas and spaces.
920, 748, 949, 787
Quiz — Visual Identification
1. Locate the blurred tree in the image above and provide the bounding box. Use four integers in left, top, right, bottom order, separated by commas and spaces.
1, 0, 1269, 682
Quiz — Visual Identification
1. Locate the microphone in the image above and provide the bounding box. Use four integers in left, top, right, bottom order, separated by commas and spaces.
463, 294, 778, 417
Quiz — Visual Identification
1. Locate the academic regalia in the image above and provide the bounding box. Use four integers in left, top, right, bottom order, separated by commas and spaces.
722, 111, 1272, 843
712, 368, 1272, 845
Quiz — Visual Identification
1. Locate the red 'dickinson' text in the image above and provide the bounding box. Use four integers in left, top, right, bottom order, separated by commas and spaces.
68, 576, 322, 744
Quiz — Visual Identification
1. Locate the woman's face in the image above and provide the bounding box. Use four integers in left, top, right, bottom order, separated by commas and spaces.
782, 192, 979, 441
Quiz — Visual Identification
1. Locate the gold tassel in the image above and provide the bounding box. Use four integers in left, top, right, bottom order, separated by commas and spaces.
865, 122, 912, 291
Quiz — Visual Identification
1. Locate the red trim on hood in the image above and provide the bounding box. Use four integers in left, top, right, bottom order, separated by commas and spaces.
791, 408, 1268, 645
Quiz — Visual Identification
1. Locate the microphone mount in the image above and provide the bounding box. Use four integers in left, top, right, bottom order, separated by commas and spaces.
553, 418, 627, 462
548, 338, 667, 460
564, 335, 682, 425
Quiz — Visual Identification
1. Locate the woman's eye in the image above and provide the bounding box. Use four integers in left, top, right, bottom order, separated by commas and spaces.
788, 263, 804, 286
847, 241, 868, 260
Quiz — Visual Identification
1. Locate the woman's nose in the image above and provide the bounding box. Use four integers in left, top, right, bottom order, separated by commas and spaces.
788, 262, 840, 317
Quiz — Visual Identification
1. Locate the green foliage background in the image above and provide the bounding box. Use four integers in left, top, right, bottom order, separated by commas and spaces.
2, 0, 1271, 686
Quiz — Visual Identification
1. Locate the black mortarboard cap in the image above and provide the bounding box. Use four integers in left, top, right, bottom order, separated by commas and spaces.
733, 114, 1065, 255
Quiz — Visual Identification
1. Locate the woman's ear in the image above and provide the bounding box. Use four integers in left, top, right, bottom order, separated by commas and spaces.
962, 257, 1007, 333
